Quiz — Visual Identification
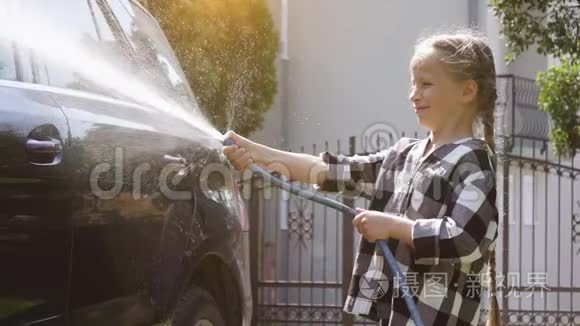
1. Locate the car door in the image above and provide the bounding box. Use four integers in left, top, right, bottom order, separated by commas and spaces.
32, 1, 200, 322
53, 91, 193, 321
0, 83, 72, 324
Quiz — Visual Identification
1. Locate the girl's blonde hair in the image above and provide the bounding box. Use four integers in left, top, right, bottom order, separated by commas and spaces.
414, 30, 500, 326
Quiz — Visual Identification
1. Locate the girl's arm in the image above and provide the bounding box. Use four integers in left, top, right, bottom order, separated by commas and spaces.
248, 141, 330, 185
224, 131, 415, 198
223, 130, 328, 185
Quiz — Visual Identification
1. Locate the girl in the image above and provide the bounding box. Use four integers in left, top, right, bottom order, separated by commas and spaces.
223, 30, 499, 326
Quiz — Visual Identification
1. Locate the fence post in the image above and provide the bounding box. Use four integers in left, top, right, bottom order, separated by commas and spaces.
249, 176, 260, 326
501, 140, 510, 325
341, 136, 356, 326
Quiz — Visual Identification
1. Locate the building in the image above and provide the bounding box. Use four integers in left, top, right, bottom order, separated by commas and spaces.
252, 0, 550, 150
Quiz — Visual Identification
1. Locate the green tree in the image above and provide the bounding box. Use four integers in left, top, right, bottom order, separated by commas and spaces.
141, 0, 279, 137
490, 0, 579, 156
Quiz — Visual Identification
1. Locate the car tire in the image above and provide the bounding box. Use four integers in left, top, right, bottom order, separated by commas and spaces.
172, 285, 226, 326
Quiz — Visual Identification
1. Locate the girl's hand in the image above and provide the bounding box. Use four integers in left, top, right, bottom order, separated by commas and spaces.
222, 130, 257, 171
352, 208, 392, 243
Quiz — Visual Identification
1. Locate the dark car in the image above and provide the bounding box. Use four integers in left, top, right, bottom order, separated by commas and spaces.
0, 0, 252, 325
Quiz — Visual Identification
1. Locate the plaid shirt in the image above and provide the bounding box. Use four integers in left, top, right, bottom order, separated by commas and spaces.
316, 136, 498, 326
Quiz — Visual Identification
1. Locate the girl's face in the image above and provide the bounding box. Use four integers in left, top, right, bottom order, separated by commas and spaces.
409, 51, 469, 132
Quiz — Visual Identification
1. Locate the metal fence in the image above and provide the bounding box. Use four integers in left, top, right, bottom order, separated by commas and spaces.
494, 76, 580, 325
240, 136, 374, 326
240, 75, 580, 325
498, 135, 580, 325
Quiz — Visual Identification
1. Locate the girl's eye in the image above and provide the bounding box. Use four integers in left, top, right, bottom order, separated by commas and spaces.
422, 82, 433, 86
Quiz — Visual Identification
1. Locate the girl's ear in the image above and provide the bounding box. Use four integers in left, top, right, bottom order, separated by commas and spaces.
461, 79, 479, 104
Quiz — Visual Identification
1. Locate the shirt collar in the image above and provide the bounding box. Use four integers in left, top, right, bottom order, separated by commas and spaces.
427, 133, 476, 145
412, 135, 477, 163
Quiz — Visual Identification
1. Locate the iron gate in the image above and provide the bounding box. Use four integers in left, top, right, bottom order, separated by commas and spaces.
494, 76, 580, 325
239, 137, 374, 325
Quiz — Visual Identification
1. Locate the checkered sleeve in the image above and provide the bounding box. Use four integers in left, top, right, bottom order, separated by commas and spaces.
314, 148, 390, 199
412, 149, 499, 265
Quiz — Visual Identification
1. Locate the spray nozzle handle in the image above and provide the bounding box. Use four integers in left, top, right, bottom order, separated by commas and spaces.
222, 137, 235, 147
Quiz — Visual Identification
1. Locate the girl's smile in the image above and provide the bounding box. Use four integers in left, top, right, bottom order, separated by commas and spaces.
413, 106, 429, 112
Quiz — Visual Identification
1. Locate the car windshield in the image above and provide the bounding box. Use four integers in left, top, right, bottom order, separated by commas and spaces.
0, 0, 195, 106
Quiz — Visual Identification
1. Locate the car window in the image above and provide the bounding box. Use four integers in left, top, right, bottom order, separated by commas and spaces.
0, 0, 112, 93
89, 0, 135, 60
30, 0, 100, 88
107, 0, 193, 102
0, 41, 17, 81
0, 41, 46, 84
0, 6, 15, 81
0, 0, 194, 104
0, 3, 31, 82
82, 0, 143, 98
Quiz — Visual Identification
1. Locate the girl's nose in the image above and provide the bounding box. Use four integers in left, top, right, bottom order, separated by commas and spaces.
409, 87, 420, 102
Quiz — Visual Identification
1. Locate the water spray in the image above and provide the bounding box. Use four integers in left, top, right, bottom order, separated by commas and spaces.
222, 137, 424, 326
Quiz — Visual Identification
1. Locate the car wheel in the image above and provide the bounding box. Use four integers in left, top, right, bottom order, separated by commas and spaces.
172, 285, 225, 326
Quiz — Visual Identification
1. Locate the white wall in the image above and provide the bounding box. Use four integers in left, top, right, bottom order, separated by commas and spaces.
250, 0, 286, 148
251, 0, 549, 152
507, 45, 547, 79
252, 0, 471, 151
285, 0, 470, 151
